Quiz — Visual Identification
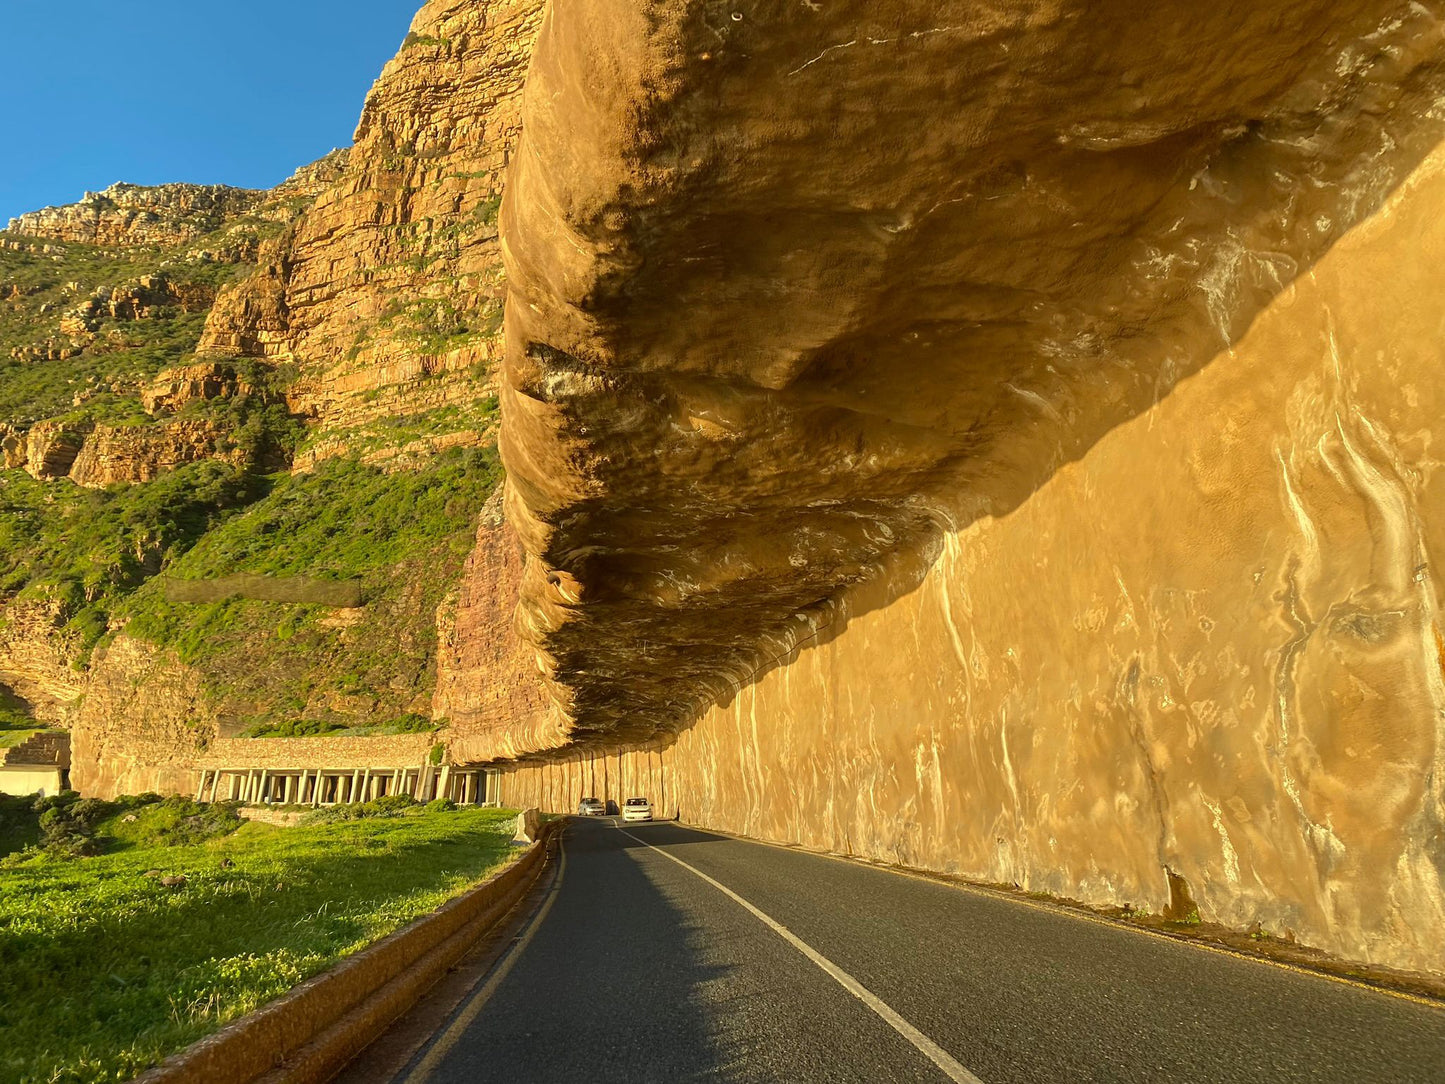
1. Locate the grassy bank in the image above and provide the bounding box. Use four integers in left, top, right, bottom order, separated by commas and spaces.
0, 795, 518, 1084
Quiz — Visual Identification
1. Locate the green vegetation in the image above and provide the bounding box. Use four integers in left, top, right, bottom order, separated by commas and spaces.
401, 31, 452, 50
126, 447, 499, 591
0, 686, 43, 748
346, 294, 502, 361
0, 794, 518, 1084
0, 461, 267, 660
243, 713, 437, 739
122, 447, 501, 730
0, 234, 245, 426
296, 397, 499, 460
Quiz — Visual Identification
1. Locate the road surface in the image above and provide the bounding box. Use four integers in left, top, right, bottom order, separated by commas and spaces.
350, 818, 1445, 1083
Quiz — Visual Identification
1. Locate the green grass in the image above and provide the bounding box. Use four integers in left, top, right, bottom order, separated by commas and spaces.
0, 799, 519, 1084
117, 447, 500, 732
0, 687, 42, 748
0, 462, 267, 661
0, 234, 246, 427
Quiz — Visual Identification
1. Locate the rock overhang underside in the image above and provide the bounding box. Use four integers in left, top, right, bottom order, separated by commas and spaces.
495, 0, 1445, 749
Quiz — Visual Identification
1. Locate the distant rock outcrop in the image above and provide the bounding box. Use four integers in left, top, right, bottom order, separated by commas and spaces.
7, 183, 266, 247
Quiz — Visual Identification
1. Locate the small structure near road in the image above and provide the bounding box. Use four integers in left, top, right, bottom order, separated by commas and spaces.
0, 729, 70, 796
193, 762, 498, 807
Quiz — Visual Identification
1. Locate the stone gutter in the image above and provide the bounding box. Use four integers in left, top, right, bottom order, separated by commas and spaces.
129, 818, 562, 1084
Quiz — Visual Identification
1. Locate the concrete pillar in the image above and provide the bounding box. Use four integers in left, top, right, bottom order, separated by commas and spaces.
208, 770, 221, 803
194, 770, 208, 802
437, 764, 452, 802
349, 769, 361, 803
360, 768, 372, 802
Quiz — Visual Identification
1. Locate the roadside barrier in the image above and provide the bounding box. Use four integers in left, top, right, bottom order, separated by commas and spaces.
130, 819, 563, 1084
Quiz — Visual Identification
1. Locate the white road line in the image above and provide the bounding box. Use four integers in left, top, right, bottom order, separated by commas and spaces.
618, 826, 985, 1084
398, 840, 568, 1084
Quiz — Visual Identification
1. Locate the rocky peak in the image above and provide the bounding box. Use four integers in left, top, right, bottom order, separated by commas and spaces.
7, 182, 267, 247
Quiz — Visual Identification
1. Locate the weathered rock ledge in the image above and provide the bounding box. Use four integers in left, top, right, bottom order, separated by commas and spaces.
8, 183, 266, 247
500, 0, 1445, 746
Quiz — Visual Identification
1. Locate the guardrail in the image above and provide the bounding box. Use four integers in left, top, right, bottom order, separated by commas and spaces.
130, 818, 563, 1084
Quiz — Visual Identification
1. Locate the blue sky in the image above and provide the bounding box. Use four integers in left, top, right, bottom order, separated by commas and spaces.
0, 1, 419, 224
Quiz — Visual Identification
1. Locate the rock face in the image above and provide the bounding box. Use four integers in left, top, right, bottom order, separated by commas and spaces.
0, 601, 84, 725
65, 421, 249, 487
22, 421, 89, 480
435, 489, 563, 760
501, 0, 1445, 744
69, 636, 217, 798
468, 0, 1445, 976
8, 183, 265, 246
141, 362, 252, 414
198, 0, 542, 459
9, 416, 249, 487
497, 143, 1445, 973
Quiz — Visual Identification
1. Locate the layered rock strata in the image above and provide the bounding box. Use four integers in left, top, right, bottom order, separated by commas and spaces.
198, 0, 543, 457
8, 183, 265, 246
69, 637, 216, 798
0, 601, 84, 725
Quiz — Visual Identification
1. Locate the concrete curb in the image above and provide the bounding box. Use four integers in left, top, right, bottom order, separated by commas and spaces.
130, 820, 563, 1084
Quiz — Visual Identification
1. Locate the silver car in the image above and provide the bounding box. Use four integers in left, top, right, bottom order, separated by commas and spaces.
577, 796, 606, 816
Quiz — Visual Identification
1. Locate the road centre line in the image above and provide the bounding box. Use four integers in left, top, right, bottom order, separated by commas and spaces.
618, 825, 985, 1084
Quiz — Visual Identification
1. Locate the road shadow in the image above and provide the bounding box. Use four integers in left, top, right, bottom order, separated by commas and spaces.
413, 818, 735, 1082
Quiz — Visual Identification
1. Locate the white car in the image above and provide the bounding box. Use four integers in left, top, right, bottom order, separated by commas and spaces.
622, 796, 653, 822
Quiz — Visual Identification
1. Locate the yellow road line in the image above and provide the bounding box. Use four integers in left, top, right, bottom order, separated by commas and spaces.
398, 836, 568, 1083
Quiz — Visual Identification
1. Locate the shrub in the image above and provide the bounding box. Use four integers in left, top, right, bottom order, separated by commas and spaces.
301, 794, 419, 825
424, 798, 455, 813
241, 717, 346, 739
33, 790, 80, 814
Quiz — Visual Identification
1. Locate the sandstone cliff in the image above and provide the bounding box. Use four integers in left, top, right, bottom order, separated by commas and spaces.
465, 0, 1445, 977
7, 183, 265, 247
12, 0, 1445, 983
198, 0, 542, 462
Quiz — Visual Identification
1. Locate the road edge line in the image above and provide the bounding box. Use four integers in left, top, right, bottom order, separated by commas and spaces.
674, 821, 1445, 1012
396, 831, 570, 1084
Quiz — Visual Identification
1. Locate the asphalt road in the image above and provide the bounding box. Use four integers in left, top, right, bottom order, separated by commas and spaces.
362, 818, 1445, 1083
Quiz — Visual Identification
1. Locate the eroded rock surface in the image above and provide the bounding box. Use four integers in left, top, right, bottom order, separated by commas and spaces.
506, 140, 1445, 973
501, 0, 1445, 746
